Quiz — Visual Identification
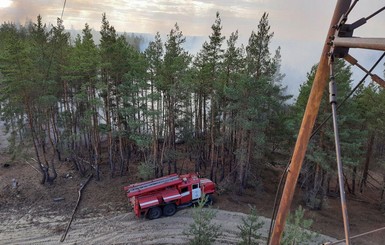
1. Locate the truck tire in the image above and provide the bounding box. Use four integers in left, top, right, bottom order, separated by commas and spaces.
205, 195, 213, 206
163, 203, 177, 216
147, 206, 162, 220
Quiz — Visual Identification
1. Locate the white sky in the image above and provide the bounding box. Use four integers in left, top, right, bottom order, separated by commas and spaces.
0, 0, 384, 98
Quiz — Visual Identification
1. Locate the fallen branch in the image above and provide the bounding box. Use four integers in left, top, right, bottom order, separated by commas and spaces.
60, 174, 93, 242
24, 160, 41, 173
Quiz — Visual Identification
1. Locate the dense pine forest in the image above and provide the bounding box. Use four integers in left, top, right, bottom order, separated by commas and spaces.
1, 12, 385, 211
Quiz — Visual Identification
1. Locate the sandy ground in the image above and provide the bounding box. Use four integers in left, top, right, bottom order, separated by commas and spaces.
0, 205, 337, 245
0, 120, 357, 245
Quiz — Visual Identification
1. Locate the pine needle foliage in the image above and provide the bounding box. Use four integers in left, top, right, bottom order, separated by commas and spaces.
183, 195, 222, 245
282, 206, 315, 245
237, 205, 264, 245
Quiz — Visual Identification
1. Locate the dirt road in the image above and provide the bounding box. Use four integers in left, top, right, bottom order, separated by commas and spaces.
0, 205, 336, 245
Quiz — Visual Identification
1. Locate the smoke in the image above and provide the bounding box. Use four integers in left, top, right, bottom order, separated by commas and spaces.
0, 0, 53, 25
2, 0, 79, 28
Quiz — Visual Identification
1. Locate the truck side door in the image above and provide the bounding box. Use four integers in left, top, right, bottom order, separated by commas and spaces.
191, 183, 201, 200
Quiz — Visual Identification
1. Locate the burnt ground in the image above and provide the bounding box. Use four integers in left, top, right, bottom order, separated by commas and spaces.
1, 151, 385, 245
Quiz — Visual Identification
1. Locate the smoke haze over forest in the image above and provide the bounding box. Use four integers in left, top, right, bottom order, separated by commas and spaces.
1, 0, 384, 98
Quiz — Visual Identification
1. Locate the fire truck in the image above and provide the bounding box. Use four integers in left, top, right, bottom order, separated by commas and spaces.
123, 173, 216, 219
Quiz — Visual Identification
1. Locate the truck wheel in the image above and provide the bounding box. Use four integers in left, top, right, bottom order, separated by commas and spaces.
205, 195, 213, 206
163, 203, 177, 216
147, 206, 162, 220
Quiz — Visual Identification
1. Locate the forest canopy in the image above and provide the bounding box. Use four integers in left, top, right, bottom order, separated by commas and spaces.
1, 12, 385, 208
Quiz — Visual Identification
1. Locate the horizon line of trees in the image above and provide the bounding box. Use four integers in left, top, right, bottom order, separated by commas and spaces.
1, 12, 385, 209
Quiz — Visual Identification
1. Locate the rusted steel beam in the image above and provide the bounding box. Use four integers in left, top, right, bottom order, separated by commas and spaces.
344, 54, 385, 88
268, 0, 352, 244
334, 37, 385, 51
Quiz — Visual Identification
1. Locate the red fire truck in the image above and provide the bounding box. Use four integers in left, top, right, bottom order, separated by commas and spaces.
123, 173, 216, 219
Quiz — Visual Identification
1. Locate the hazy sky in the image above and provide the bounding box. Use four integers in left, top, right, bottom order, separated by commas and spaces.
1, 0, 384, 97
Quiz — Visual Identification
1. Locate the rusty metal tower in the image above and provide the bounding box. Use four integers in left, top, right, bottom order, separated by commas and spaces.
269, 1, 385, 244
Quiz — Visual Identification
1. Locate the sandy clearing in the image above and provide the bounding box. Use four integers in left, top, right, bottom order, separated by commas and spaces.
0, 120, 338, 244
0, 207, 337, 245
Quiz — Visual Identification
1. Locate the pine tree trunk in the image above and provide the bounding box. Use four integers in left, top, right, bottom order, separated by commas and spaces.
220, 111, 226, 181
360, 133, 375, 193
26, 104, 45, 184
203, 94, 208, 162
238, 129, 247, 194
210, 98, 215, 180
91, 87, 100, 181
352, 166, 357, 195
118, 110, 125, 177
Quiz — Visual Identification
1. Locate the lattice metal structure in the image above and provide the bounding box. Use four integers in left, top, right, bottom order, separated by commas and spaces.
269, 1, 385, 244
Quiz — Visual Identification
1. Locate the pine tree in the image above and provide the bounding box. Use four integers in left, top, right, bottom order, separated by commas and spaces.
264, 47, 293, 157
65, 23, 100, 176
0, 16, 71, 184
220, 30, 245, 180
36, 17, 71, 184
144, 32, 163, 176
227, 12, 286, 192
0, 22, 32, 160
98, 13, 118, 179
195, 11, 226, 180
237, 206, 264, 245
354, 84, 385, 195
119, 43, 149, 177
183, 195, 222, 245
160, 23, 191, 175
246, 12, 273, 79
282, 206, 315, 245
